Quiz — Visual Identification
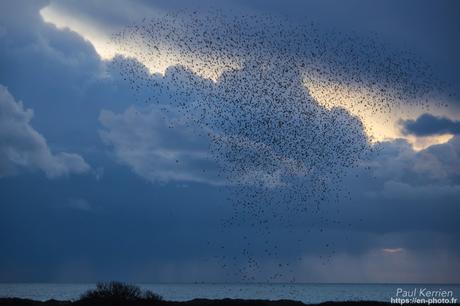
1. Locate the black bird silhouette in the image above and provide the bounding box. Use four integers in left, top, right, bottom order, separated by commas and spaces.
110, 11, 441, 282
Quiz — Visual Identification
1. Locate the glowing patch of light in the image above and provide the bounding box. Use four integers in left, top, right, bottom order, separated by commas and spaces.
304, 78, 455, 151
405, 134, 454, 151
39, 5, 234, 81
40, 6, 116, 60
382, 248, 403, 254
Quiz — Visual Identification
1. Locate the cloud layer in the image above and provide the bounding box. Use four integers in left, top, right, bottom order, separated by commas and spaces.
401, 113, 460, 136
99, 105, 222, 185
0, 85, 90, 178
0, 0, 459, 284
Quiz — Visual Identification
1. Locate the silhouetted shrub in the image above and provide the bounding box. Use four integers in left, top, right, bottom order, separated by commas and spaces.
80, 281, 162, 304
143, 290, 163, 302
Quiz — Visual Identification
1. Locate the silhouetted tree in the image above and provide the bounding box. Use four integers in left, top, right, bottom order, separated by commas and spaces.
79, 282, 162, 305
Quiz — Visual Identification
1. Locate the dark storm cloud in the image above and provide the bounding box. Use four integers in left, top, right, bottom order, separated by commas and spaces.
401, 113, 460, 136
0, 0, 459, 283
41, 0, 460, 108
237, 0, 460, 104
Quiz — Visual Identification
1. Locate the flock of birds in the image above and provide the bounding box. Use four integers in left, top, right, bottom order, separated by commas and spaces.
110, 11, 440, 282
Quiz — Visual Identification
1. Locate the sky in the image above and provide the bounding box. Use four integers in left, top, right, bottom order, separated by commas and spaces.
0, 0, 460, 283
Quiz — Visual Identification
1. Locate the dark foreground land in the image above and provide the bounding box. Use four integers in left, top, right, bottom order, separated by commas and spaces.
0, 298, 410, 306
0, 283, 457, 306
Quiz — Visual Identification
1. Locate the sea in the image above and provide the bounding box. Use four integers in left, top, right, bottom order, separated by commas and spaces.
0, 283, 459, 304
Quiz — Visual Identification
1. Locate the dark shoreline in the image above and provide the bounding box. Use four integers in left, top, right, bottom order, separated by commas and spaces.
2, 297, 456, 306
2, 282, 458, 306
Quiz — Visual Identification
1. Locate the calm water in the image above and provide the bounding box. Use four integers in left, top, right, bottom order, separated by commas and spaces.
0, 283, 459, 303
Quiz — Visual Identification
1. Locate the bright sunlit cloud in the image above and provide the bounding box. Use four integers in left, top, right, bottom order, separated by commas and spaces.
40, 3, 458, 151
305, 78, 457, 151
39, 4, 235, 81
40, 5, 116, 60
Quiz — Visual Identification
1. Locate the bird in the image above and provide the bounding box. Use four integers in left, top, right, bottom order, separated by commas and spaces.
109, 10, 440, 283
